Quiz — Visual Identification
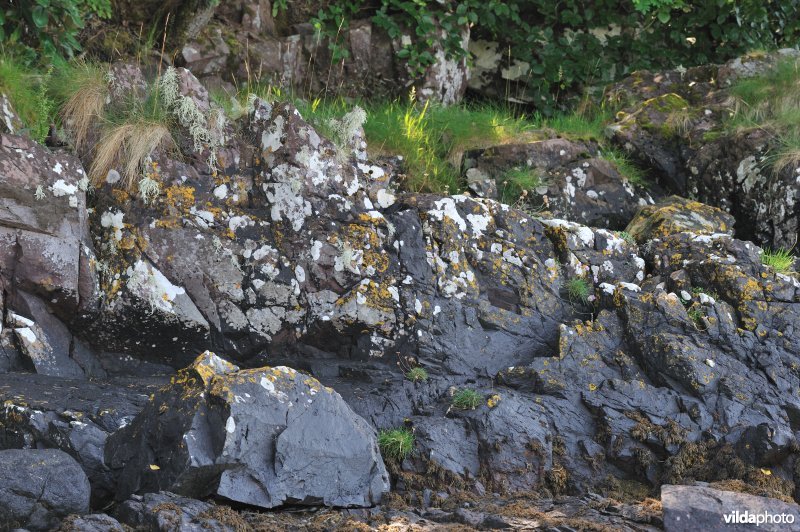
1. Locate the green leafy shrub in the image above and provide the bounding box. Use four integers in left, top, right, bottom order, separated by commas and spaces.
0, 0, 112, 58
378, 428, 414, 462
289, 1, 800, 114
452, 388, 481, 410
405, 367, 429, 382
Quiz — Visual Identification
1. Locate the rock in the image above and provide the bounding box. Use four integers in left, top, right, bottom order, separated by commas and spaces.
0, 93, 24, 135
463, 138, 656, 229
0, 449, 90, 531
115, 492, 234, 531
662, 484, 800, 531
56, 514, 125, 532
625, 195, 735, 243
106, 351, 390, 509
607, 50, 800, 248
0, 133, 100, 378
0, 372, 161, 505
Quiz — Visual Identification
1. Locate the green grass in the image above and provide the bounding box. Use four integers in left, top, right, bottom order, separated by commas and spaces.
728, 57, 800, 175
499, 166, 544, 204
566, 277, 591, 303
378, 428, 415, 462
0, 55, 53, 143
452, 388, 482, 410
761, 247, 795, 273
602, 149, 648, 187
405, 367, 429, 382
617, 231, 636, 245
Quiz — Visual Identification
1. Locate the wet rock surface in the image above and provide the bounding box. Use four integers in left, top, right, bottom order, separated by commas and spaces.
0, 54, 799, 529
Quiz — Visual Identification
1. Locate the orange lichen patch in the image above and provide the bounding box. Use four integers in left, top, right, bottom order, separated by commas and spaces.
164, 185, 196, 210
111, 188, 131, 204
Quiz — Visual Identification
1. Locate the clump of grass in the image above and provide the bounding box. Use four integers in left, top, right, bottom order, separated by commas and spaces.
50, 61, 108, 151
0, 55, 54, 142
378, 428, 414, 462
617, 231, 636, 245
500, 166, 544, 205
452, 388, 482, 410
729, 57, 800, 175
566, 277, 591, 303
539, 109, 610, 141
406, 367, 429, 382
603, 149, 648, 187
686, 305, 707, 331
761, 247, 794, 273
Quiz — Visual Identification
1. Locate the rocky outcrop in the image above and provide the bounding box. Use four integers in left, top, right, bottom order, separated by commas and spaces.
463, 138, 656, 229
106, 352, 389, 508
0, 449, 91, 531
607, 49, 800, 249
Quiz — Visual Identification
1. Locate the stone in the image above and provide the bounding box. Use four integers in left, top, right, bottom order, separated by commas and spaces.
56, 514, 125, 532
106, 351, 390, 509
662, 484, 800, 532
0, 449, 90, 531
625, 195, 736, 243
115, 492, 232, 531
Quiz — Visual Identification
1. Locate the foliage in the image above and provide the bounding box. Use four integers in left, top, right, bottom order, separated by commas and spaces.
0, 55, 53, 142
761, 247, 795, 273
405, 367, 429, 382
378, 428, 414, 462
728, 57, 800, 175
500, 167, 543, 205
0, 0, 112, 58
566, 278, 591, 303
602, 149, 648, 187
297, 0, 800, 114
452, 388, 481, 410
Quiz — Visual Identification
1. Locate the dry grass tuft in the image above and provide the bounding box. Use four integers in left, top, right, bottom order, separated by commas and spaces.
59, 64, 108, 152
89, 121, 173, 188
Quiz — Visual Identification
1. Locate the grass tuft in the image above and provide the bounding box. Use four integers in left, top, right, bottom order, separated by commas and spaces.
378, 428, 414, 462
51, 61, 108, 151
566, 278, 591, 303
452, 388, 482, 410
761, 247, 794, 273
499, 166, 544, 205
405, 367, 429, 382
729, 58, 800, 176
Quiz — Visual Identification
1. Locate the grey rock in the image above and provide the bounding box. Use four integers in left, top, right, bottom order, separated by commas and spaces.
662, 484, 800, 532
0, 449, 90, 531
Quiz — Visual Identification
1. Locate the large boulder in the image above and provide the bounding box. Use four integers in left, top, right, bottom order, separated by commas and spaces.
662, 484, 800, 532
0, 449, 90, 531
105, 351, 390, 508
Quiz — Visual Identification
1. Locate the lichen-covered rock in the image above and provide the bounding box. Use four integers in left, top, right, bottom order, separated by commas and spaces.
105, 351, 390, 509
607, 50, 800, 248
625, 195, 735, 243
0, 449, 90, 531
463, 139, 656, 229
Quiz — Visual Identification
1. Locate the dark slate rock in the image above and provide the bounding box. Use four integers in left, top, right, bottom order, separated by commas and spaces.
662, 484, 800, 532
115, 492, 232, 531
0, 449, 90, 531
106, 351, 389, 509
56, 514, 125, 532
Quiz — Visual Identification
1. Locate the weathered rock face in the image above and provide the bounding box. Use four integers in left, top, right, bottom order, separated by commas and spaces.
662, 484, 800, 532
0, 133, 102, 378
0, 448, 91, 531
106, 351, 390, 508
607, 49, 800, 249
463, 138, 656, 229
625, 195, 736, 243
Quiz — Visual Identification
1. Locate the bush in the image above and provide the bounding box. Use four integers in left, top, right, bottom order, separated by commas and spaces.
0, 0, 112, 58
289, 1, 800, 114
452, 388, 481, 410
378, 428, 414, 462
